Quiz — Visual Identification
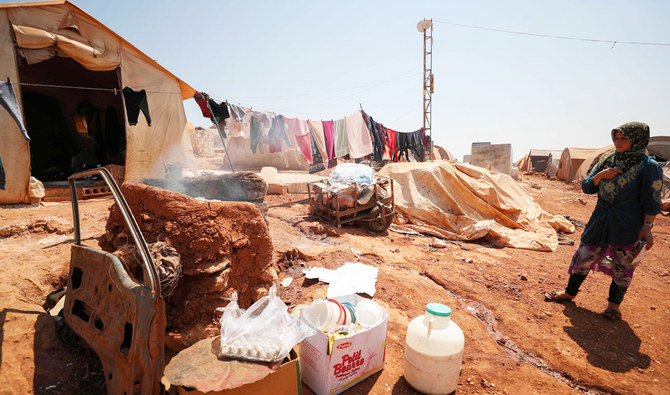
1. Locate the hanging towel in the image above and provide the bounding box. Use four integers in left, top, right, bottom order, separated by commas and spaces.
294, 134, 313, 164
0, 81, 30, 140
122, 87, 151, 126
308, 120, 328, 165
333, 118, 349, 158
193, 91, 212, 118
345, 111, 373, 159
322, 120, 336, 160
283, 117, 310, 137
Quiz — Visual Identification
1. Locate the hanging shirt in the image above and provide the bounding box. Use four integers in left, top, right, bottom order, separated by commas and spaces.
193, 91, 212, 118
386, 128, 398, 161
250, 116, 263, 153
345, 111, 374, 159
228, 103, 245, 123
333, 118, 349, 158
0, 81, 29, 140
397, 129, 425, 162
322, 120, 336, 160
268, 115, 291, 153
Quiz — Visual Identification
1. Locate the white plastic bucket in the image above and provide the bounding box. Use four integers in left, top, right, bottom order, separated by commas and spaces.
404, 303, 465, 394
355, 299, 384, 328
305, 299, 349, 332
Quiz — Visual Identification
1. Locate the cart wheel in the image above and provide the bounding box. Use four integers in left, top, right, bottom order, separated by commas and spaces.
367, 205, 393, 233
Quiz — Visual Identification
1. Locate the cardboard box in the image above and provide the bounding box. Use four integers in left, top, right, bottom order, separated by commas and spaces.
176, 347, 301, 395
299, 295, 389, 395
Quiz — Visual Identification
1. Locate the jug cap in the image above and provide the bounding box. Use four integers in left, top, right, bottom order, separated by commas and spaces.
426, 303, 451, 317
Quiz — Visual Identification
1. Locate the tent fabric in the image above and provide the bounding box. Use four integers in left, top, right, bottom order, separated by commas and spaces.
12, 24, 120, 71
661, 161, 670, 212
121, 48, 190, 181
0, 10, 30, 203
648, 136, 670, 162
557, 146, 613, 182
0, 1, 196, 202
377, 161, 575, 252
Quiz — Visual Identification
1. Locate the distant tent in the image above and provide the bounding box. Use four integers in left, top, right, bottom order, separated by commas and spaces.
661, 160, 670, 212
557, 145, 613, 182
518, 149, 562, 173
0, 0, 195, 203
648, 136, 670, 162
432, 145, 453, 161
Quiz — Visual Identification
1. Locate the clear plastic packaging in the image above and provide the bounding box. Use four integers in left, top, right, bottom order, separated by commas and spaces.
219, 285, 316, 362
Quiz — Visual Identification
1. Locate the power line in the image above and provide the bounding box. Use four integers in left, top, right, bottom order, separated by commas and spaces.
434, 19, 670, 47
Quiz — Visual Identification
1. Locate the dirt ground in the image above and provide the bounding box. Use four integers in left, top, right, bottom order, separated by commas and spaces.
1, 173, 669, 394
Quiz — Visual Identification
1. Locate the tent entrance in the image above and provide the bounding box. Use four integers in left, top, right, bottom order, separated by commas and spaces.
18, 56, 126, 182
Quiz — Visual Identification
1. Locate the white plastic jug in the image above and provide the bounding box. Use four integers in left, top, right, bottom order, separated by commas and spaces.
404, 303, 465, 394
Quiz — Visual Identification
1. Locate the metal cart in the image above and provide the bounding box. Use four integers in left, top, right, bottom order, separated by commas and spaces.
307, 176, 395, 232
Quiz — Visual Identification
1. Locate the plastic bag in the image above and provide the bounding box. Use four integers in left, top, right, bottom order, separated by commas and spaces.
329, 163, 374, 186
219, 285, 316, 363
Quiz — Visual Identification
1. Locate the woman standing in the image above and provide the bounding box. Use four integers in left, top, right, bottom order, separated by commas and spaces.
545, 122, 663, 320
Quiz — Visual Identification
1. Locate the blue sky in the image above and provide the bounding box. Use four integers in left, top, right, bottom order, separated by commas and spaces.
23, 0, 670, 161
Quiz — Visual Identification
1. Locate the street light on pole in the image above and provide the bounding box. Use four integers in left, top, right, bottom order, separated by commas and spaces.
417, 19, 433, 161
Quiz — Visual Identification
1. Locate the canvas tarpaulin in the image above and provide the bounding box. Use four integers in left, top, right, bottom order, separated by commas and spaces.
0, 1, 196, 200
377, 161, 575, 251
0, 9, 30, 203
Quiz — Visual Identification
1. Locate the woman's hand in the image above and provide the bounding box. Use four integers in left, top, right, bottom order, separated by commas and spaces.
638, 226, 654, 250
593, 168, 622, 186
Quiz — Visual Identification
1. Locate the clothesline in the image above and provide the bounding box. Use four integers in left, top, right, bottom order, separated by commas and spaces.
14, 81, 187, 95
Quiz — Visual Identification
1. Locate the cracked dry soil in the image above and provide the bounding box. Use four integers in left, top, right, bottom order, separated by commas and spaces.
0, 174, 669, 394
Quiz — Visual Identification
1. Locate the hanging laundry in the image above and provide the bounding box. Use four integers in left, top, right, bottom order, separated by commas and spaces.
308, 120, 328, 166
386, 127, 398, 162
253, 111, 273, 136
322, 120, 336, 160
0, 81, 30, 140
268, 115, 290, 153
228, 103, 246, 123
309, 133, 325, 173
284, 117, 313, 164
364, 113, 385, 162
397, 129, 426, 162
193, 91, 212, 118
345, 111, 373, 159
207, 98, 230, 126
250, 116, 263, 153
283, 117, 310, 137
122, 87, 152, 126
333, 118, 349, 158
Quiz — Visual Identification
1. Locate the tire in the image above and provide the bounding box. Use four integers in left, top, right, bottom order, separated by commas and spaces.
367, 204, 393, 233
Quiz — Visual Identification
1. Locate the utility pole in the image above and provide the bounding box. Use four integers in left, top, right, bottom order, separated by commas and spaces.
417, 19, 433, 161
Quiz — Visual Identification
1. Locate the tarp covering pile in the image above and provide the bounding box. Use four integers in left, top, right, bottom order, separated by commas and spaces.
378, 161, 575, 251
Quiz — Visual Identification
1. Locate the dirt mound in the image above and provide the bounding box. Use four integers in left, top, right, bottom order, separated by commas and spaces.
0, 216, 73, 238
101, 182, 277, 350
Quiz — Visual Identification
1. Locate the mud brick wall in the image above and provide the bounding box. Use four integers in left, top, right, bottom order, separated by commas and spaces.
101, 182, 277, 350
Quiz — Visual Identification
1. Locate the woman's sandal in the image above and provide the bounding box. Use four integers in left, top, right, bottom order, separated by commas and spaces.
602, 308, 622, 321
544, 291, 575, 303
